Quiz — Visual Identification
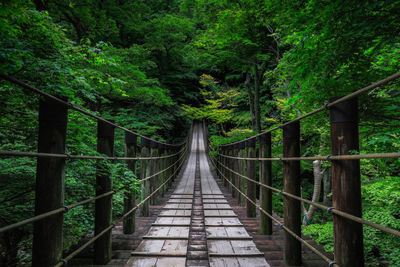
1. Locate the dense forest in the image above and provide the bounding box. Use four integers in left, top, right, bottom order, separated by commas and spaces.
0, 0, 399, 266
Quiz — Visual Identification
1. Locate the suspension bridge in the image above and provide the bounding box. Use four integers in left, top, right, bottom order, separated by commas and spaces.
0, 72, 399, 267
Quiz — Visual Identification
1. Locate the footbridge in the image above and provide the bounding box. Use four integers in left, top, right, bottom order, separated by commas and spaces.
0, 73, 399, 267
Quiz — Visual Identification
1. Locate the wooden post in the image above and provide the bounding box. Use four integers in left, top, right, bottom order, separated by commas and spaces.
159, 143, 166, 196
246, 139, 256, 217
94, 120, 115, 264
223, 147, 228, 187
238, 142, 246, 206
140, 138, 150, 217
227, 146, 232, 192
32, 98, 68, 267
329, 96, 364, 267
167, 146, 174, 187
259, 133, 272, 235
123, 132, 137, 234
150, 141, 158, 205
232, 144, 237, 198
283, 121, 301, 266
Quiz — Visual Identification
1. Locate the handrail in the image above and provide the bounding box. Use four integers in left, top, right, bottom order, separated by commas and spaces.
0, 145, 186, 160
214, 155, 400, 238
217, 152, 400, 161
208, 155, 339, 267
0, 145, 187, 234
54, 146, 187, 267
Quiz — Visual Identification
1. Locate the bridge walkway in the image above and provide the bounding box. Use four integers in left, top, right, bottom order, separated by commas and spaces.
126, 123, 270, 266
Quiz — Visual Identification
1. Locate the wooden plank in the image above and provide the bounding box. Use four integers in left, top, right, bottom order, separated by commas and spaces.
167, 199, 193, 203
203, 199, 228, 203
237, 257, 270, 267
156, 257, 186, 266
203, 195, 224, 198
218, 210, 237, 216
205, 217, 242, 226
135, 240, 164, 253
231, 240, 260, 254
144, 226, 189, 239
167, 226, 190, 238
206, 226, 227, 238
225, 227, 251, 238
207, 240, 234, 254
164, 203, 192, 209
159, 210, 191, 216
161, 240, 188, 255
209, 253, 264, 257
152, 216, 191, 226
132, 240, 187, 256
204, 214, 238, 218
126, 257, 157, 266
210, 257, 240, 267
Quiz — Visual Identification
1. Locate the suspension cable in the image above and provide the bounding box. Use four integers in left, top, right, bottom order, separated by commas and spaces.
208, 156, 339, 267
0, 147, 187, 234
217, 152, 400, 161
0, 145, 185, 161
54, 146, 187, 266
214, 157, 400, 238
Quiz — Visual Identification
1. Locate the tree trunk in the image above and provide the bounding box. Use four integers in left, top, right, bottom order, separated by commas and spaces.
245, 72, 256, 131
302, 160, 322, 225
253, 64, 261, 133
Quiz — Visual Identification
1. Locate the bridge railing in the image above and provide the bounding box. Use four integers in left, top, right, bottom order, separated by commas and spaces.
208, 72, 400, 267
0, 72, 189, 266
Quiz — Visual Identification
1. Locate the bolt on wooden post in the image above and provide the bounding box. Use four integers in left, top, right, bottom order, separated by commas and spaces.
140, 138, 150, 216
329, 96, 364, 267
32, 98, 68, 267
246, 138, 256, 217
123, 132, 137, 234
259, 133, 272, 235
94, 120, 115, 264
283, 121, 302, 266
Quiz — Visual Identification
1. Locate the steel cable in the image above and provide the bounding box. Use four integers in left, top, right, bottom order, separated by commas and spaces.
215, 157, 400, 238
208, 155, 339, 267
0, 147, 187, 234
54, 146, 188, 266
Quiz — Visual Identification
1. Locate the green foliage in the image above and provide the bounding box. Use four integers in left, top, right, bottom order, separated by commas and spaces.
302, 222, 334, 253
1, 0, 400, 265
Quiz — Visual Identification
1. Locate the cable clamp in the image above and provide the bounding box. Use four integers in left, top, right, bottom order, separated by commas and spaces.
279, 189, 283, 195
67, 102, 74, 108
324, 103, 330, 110
61, 259, 68, 265
279, 223, 284, 229
63, 205, 69, 213
326, 154, 332, 161
65, 153, 72, 159
327, 207, 334, 214
328, 261, 336, 267
279, 157, 283, 162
